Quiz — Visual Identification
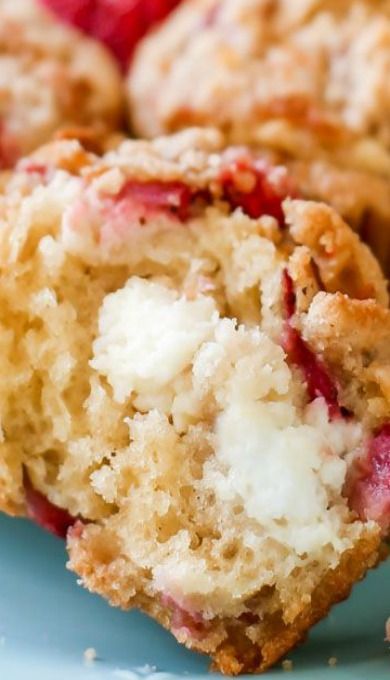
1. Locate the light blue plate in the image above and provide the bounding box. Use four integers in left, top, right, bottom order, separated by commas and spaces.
0, 514, 388, 680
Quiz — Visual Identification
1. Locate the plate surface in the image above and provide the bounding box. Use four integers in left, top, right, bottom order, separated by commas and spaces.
0, 513, 388, 680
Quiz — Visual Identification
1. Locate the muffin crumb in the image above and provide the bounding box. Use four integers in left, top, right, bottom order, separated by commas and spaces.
83, 647, 97, 664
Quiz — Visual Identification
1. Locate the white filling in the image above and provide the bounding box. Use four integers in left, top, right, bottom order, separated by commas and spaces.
93, 277, 363, 568
212, 397, 360, 554
91, 277, 218, 403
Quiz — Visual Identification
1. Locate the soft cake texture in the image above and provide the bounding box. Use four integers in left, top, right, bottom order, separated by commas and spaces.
91, 279, 219, 403
0, 0, 123, 165
0, 129, 388, 674
127, 0, 390, 271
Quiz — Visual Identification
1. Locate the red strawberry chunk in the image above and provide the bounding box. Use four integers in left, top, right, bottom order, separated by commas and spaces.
347, 425, 390, 534
89, 1, 147, 70
281, 268, 296, 320
41, 0, 183, 69
161, 594, 207, 640
282, 324, 342, 419
143, 0, 183, 24
24, 473, 77, 539
281, 269, 343, 419
116, 180, 193, 220
220, 159, 297, 224
20, 162, 48, 176
40, 0, 94, 31
0, 121, 20, 169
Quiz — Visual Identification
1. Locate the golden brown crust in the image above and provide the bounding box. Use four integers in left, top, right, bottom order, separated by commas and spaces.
52, 125, 126, 156
212, 532, 385, 674
302, 293, 390, 426
0, 445, 25, 516
286, 159, 390, 274
68, 524, 382, 675
285, 200, 389, 306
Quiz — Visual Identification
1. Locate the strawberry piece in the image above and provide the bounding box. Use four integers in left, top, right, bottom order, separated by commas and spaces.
282, 324, 342, 419
24, 473, 77, 539
89, 0, 147, 69
143, 0, 183, 24
347, 425, 390, 533
40, 0, 94, 30
115, 180, 193, 220
0, 121, 20, 169
220, 159, 297, 224
161, 594, 207, 640
281, 268, 296, 320
18, 161, 49, 179
90, 1, 184, 68
41, 0, 183, 69
281, 269, 344, 419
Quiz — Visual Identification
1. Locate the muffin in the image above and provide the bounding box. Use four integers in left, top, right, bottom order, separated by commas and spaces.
126, 0, 390, 271
0, 0, 123, 166
127, 0, 390, 173
0, 128, 388, 674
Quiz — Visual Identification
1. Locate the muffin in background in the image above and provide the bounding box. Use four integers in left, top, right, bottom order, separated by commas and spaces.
127, 0, 390, 270
128, 0, 390, 173
0, 0, 123, 166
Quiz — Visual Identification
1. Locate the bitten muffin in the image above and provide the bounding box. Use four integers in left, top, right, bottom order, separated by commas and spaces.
0, 0, 123, 166
126, 0, 390, 270
0, 129, 389, 674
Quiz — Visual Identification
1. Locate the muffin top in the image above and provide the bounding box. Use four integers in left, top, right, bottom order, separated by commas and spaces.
0, 0, 123, 165
127, 0, 390, 176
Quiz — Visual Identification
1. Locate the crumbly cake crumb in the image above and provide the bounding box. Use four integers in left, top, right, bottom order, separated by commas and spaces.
83, 647, 97, 663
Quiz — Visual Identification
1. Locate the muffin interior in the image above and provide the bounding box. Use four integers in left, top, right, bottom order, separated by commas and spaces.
0, 131, 387, 673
